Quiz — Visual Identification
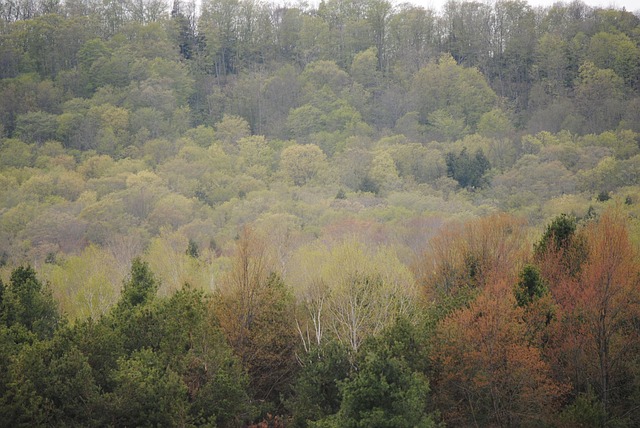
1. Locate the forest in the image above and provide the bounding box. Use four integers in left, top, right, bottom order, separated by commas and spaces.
0, 0, 640, 425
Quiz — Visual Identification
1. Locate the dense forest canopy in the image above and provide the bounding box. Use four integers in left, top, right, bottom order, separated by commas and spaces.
1, 0, 640, 425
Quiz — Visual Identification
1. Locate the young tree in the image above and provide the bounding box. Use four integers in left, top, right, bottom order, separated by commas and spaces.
117, 257, 158, 310
289, 240, 418, 355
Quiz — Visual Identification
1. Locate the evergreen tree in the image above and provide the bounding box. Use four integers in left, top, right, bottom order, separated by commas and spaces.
1, 266, 60, 340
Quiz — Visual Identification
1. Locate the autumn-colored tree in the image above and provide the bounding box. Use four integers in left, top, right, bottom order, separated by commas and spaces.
432, 281, 567, 426
546, 211, 640, 424
416, 213, 528, 299
534, 213, 588, 305
215, 227, 298, 412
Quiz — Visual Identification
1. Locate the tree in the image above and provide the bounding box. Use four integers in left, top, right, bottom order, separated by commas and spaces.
445, 147, 490, 189
43, 245, 122, 321
0, 138, 33, 168
288, 340, 351, 427
416, 213, 528, 297
106, 348, 189, 427
330, 317, 434, 428
476, 108, 514, 140
1, 266, 60, 340
386, 5, 436, 74
433, 282, 567, 426
215, 227, 298, 411
14, 111, 58, 144
548, 211, 640, 424
514, 264, 548, 307
215, 114, 251, 153
289, 240, 418, 355
573, 62, 626, 134
411, 53, 497, 133
118, 257, 158, 310
2, 330, 101, 426
350, 47, 381, 90
326, 345, 434, 428
280, 143, 327, 186
587, 31, 640, 88
150, 285, 253, 426
534, 213, 588, 284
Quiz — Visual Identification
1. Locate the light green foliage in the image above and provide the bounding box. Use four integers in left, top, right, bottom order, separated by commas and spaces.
42, 245, 122, 321
427, 109, 468, 142
574, 62, 626, 134
142, 138, 177, 166
237, 135, 276, 180
579, 156, 622, 193
587, 32, 640, 86
493, 155, 578, 206
578, 129, 639, 160
477, 109, 514, 140
386, 142, 445, 184
147, 193, 196, 232
215, 114, 251, 152
412, 54, 497, 132
350, 47, 381, 89
369, 150, 401, 192
287, 104, 326, 140
145, 230, 221, 295
280, 143, 327, 186
288, 241, 418, 353
0, 139, 32, 168
301, 60, 350, 95
184, 125, 216, 148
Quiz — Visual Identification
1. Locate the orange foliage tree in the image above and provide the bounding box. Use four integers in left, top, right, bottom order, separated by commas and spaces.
432, 281, 568, 426
214, 227, 298, 411
415, 213, 529, 297
542, 211, 640, 423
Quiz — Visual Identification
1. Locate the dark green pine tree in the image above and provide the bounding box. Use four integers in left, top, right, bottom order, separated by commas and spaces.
118, 258, 158, 309
445, 147, 490, 189
514, 264, 548, 307
0, 266, 60, 340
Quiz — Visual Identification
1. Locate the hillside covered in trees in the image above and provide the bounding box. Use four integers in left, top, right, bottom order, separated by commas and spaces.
1, 0, 640, 425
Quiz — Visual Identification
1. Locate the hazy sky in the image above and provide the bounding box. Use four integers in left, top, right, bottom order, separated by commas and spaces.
410, 0, 640, 13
